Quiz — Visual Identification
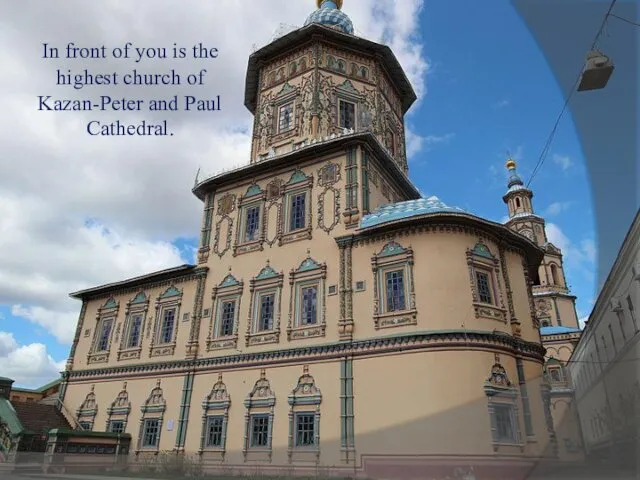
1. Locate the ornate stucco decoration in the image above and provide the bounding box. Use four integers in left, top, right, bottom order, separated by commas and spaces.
207, 270, 244, 352
371, 241, 417, 330
466, 241, 508, 323
287, 365, 322, 464
87, 297, 119, 365
287, 252, 328, 341
234, 183, 267, 257
243, 370, 276, 462
117, 291, 149, 361
246, 262, 284, 347
136, 379, 166, 454
148, 286, 183, 358
483, 355, 523, 452
279, 169, 314, 246
105, 381, 132, 432
199, 373, 231, 460
76, 384, 98, 430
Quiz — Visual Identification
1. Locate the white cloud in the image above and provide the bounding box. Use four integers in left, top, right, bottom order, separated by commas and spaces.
0, 1, 429, 345
552, 154, 573, 171
0, 332, 66, 388
491, 99, 510, 109
545, 223, 597, 287
544, 201, 572, 216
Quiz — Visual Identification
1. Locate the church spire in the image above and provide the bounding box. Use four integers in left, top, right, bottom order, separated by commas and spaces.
502, 157, 534, 218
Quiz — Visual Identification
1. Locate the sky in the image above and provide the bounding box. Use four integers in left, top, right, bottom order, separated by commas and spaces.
0, 0, 603, 388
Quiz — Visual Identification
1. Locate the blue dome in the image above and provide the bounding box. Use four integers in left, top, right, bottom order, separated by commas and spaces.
360, 196, 468, 229
304, 1, 354, 35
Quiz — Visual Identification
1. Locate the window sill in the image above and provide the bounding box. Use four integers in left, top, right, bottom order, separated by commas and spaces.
280, 228, 312, 246
149, 343, 176, 357
246, 330, 280, 346
473, 302, 507, 322
288, 323, 326, 341
87, 352, 110, 365
206, 336, 238, 351
374, 309, 417, 330
117, 347, 142, 361
234, 239, 263, 257
491, 441, 525, 453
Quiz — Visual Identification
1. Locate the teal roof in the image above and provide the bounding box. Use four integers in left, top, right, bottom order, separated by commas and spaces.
360, 196, 468, 229
0, 398, 24, 435
540, 326, 582, 335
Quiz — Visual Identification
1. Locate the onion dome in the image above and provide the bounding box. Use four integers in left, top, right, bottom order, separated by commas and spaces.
304, 0, 354, 35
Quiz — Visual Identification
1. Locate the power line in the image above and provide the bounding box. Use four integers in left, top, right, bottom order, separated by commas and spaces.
526, 0, 619, 188
609, 13, 640, 28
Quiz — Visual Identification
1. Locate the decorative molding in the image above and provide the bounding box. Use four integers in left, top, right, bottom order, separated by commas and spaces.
371, 241, 417, 330
233, 185, 267, 257
87, 297, 120, 365
78, 268, 207, 305
148, 286, 183, 358
199, 373, 231, 460
484, 354, 523, 453
466, 241, 508, 323
287, 365, 322, 464
243, 369, 276, 462
207, 271, 244, 352
66, 330, 547, 381
287, 252, 327, 341
213, 216, 234, 258
246, 262, 284, 347
117, 291, 149, 362
76, 384, 98, 430
136, 379, 166, 453
105, 382, 131, 433
186, 272, 208, 359
317, 186, 341, 234
498, 243, 520, 337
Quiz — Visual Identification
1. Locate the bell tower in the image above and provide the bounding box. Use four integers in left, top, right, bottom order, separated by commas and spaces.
502, 159, 580, 330
244, 0, 414, 173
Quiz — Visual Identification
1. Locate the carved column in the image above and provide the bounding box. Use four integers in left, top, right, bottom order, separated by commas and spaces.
186, 269, 208, 360
337, 236, 354, 340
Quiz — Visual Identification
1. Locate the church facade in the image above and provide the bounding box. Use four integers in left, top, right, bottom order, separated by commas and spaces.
58, 1, 584, 477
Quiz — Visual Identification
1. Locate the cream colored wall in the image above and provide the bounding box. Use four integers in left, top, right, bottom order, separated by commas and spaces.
71, 278, 200, 370
185, 362, 342, 465
350, 232, 538, 343
198, 156, 348, 356
353, 350, 551, 457
63, 351, 553, 462
64, 375, 184, 451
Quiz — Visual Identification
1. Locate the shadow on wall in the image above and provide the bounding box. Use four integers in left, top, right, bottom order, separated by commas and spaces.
45, 381, 638, 480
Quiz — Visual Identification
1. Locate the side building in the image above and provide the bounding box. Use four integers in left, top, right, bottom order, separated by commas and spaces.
56, 2, 566, 479
501, 159, 584, 460
568, 208, 640, 471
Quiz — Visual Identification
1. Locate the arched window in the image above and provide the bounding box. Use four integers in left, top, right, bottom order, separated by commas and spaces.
515, 198, 521, 208
550, 264, 560, 285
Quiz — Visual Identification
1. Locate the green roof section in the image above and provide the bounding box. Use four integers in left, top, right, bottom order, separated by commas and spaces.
0, 377, 15, 383
9, 377, 61, 394
0, 398, 24, 435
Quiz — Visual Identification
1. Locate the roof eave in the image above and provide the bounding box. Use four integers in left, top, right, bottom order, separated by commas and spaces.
69, 264, 203, 300
192, 131, 421, 201
344, 212, 545, 274
244, 23, 417, 115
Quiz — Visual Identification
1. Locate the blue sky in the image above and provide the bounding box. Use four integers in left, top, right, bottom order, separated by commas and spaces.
0, 0, 598, 387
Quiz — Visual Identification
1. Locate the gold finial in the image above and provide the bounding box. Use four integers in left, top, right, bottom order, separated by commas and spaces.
317, 0, 343, 9
505, 158, 516, 170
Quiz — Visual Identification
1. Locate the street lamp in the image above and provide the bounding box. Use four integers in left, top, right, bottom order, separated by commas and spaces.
577, 49, 615, 91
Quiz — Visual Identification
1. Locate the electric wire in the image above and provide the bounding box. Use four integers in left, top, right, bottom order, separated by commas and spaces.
526, 0, 619, 188
608, 13, 640, 28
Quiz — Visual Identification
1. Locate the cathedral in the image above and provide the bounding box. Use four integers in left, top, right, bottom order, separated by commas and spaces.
55, 1, 584, 477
